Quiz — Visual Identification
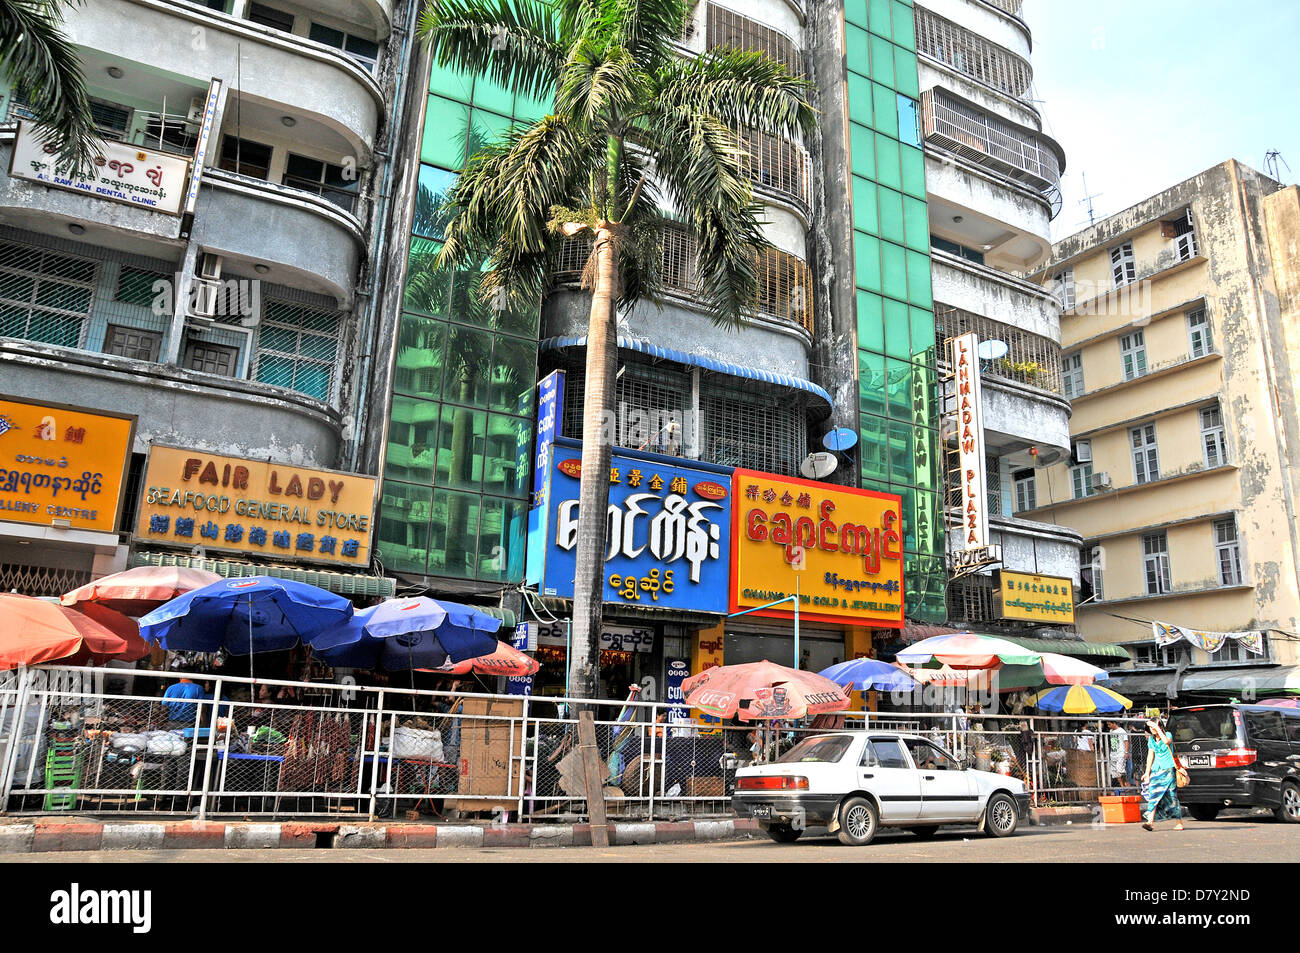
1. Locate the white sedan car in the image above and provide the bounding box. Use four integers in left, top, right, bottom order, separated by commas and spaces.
732, 731, 1031, 845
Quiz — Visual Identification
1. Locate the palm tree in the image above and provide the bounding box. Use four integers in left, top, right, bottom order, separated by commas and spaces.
419, 0, 815, 699
1, 0, 104, 174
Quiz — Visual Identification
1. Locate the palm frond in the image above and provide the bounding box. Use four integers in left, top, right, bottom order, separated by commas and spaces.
554, 39, 646, 131
417, 0, 563, 101
597, 0, 690, 69
654, 49, 817, 140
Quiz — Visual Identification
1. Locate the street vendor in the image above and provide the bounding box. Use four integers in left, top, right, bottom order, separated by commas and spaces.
162, 677, 205, 725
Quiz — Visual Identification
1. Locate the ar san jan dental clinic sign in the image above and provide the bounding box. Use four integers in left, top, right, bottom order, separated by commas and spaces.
730, 469, 904, 627
528, 440, 732, 613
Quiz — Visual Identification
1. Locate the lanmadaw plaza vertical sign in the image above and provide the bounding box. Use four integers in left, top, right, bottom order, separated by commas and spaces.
951, 333, 988, 553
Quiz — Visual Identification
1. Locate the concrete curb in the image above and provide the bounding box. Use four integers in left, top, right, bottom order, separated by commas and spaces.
0, 818, 762, 853
1030, 806, 1098, 827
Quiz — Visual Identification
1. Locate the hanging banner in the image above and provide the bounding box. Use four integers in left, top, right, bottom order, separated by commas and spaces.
949, 333, 989, 552
1153, 621, 1264, 655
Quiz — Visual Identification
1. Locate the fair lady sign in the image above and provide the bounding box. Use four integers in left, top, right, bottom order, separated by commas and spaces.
10, 120, 190, 215
527, 439, 732, 613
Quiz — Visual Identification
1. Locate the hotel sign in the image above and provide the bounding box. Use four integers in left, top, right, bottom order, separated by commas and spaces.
996, 570, 1075, 624
134, 446, 377, 567
950, 333, 989, 551
10, 120, 191, 216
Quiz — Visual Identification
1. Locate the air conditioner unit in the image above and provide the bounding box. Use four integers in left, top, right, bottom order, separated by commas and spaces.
186, 96, 207, 126
197, 253, 223, 281
1090, 471, 1111, 490
1074, 440, 1093, 464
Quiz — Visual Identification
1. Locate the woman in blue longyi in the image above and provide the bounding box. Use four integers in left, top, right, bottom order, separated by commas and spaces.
1141, 711, 1184, 832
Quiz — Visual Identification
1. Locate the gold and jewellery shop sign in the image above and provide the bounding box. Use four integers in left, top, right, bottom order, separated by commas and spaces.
134, 447, 376, 567
995, 570, 1075, 624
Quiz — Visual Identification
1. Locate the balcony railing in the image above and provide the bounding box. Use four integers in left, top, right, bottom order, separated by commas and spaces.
921, 88, 1061, 199
705, 2, 802, 76
914, 6, 1033, 101
738, 127, 810, 209
936, 303, 1063, 395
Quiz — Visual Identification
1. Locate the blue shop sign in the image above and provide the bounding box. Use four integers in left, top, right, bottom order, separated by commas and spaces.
528, 439, 732, 614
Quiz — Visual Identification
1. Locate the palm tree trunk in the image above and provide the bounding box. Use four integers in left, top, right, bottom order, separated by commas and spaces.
568, 225, 619, 700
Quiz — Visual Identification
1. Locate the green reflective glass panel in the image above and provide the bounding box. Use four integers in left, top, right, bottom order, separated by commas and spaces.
888, 425, 914, 488
877, 186, 905, 245
886, 357, 912, 418
846, 24, 870, 67
441, 325, 492, 407
482, 413, 531, 496
850, 122, 876, 179
476, 496, 528, 583
384, 396, 440, 483
908, 359, 936, 427
892, 0, 916, 49
893, 48, 920, 98
883, 297, 910, 360
393, 314, 447, 398
901, 145, 927, 199
847, 74, 873, 126
854, 232, 881, 293
436, 403, 486, 489
471, 73, 514, 117
909, 306, 936, 360
514, 88, 554, 123
404, 239, 451, 317
906, 249, 934, 307
875, 134, 901, 191
414, 165, 457, 238
430, 488, 481, 579
859, 412, 890, 486
856, 291, 884, 352
429, 61, 473, 102
858, 349, 886, 417
490, 335, 536, 415
422, 96, 469, 169
914, 488, 938, 553
853, 176, 878, 235
903, 195, 929, 252
846, 0, 869, 28
376, 481, 432, 574
881, 240, 908, 303
868, 0, 892, 36
894, 483, 917, 545
872, 83, 898, 139
447, 264, 495, 327
470, 108, 512, 154
870, 35, 895, 86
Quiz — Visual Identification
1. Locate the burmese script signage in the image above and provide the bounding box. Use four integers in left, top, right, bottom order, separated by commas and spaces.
0, 396, 135, 533
996, 570, 1075, 624
10, 120, 191, 215
135, 447, 376, 567
729, 469, 904, 627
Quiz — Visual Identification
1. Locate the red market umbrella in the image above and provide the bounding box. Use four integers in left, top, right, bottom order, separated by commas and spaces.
681, 660, 850, 722
61, 565, 223, 617
421, 640, 540, 677
0, 594, 150, 670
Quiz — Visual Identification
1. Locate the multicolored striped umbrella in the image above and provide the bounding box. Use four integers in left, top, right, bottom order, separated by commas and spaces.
1033, 684, 1132, 714
897, 633, 1041, 670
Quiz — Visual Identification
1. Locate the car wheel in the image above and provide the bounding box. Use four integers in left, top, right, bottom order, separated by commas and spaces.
908, 826, 940, 839
836, 796, 878, 847
762, 824, 802, 844
1188, 804, 1220, 822
1276, 782, 1300, 823
984, 793, 1019, 838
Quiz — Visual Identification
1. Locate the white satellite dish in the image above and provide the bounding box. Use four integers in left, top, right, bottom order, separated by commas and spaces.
800, 452, 838, 480
977, 339, 1009, 361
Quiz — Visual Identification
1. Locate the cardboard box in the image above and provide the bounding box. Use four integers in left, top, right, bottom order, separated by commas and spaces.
447, 697, 525, 813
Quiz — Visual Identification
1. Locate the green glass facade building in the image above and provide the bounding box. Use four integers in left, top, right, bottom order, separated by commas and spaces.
844, 0, 946, 622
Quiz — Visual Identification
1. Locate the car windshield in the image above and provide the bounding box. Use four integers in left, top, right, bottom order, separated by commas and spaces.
774, 735, 853, 764
1169, 708, 1239, 744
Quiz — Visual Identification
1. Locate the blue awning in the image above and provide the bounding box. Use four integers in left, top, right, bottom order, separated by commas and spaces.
540, 335, 834, 412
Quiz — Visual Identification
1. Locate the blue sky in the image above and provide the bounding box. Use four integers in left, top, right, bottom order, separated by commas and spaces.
1023, 0, 1300, 241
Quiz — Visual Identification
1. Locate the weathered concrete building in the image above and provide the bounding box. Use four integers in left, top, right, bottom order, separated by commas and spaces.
0, 0, 416, 598
1030, 160, 1300, 701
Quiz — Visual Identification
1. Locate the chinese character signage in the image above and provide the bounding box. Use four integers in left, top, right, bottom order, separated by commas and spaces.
134, 446, 377, 567
10, 120, 191, 216
949, 332, 989, 552
730, 469, 904, 627
0, 396, 135, 533
995, 571, 1075, 624
528, 439, 731, 613
525, 370, 565, 588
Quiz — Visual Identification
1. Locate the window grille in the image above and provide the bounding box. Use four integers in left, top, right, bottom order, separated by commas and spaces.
706, 3, 801, 76
254, 299, 343, 402
936, 304, 1063, 394
920, 88, 1060, 195
0, 239, 97, 348
914, 7, 1032, 100
738, 126, 810, 207
947, 573, 996, 624
980, 0, 1023, 16
701, 380, 807, 475
0, 563, 92, 598
561, 363, 691, 458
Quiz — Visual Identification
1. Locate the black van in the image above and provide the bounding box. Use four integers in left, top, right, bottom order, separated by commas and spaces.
1167, 704, 1300, 822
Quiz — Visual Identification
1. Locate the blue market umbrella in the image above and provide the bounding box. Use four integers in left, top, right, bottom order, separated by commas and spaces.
309, 597, 501, 672
139, 576, 355, 679
818, 657, 919, 692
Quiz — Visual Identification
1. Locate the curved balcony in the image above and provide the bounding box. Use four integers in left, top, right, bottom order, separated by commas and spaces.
925, 153, 1053, 271
930, 250, 1061, 341
914, 5, 1032, 102
703, 2, 803, 75
739, 127, 811, 214
68, 0, 383, 161
191, 169, 365, 306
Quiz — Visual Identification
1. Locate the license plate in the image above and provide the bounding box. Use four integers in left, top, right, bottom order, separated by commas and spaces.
1187, 754, 1211, 767
752, 804, 772, 819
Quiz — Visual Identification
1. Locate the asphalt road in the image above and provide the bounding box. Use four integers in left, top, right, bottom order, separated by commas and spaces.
8, 813, 1298, 862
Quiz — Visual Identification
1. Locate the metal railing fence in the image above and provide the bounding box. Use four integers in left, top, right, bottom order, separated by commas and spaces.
1, 665, 1154, 821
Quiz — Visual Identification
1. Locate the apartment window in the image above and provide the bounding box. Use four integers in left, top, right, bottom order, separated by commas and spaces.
247, 2, 294, 32
0, 239, 96, 348
1214, 517, 1243, 586
1187, 308, 1212, 358
182, 340, 239, 376
1070, 461, 1094, 500
140, 115, 199, 155
1131, 423, 1159, 484
1081, 544, 1104, 602
104, 324, 162, 362
1143, 532, 1171, 595
309, 23, 381, 72
219, 135, 272, 180
1062, 351, 1084, 398
254, 300, 342, 402
1199, 406, 1227, 468
1053, 268, 1075, 310
283, 153, 359, 212
1110, 242, 1136, 286
1119, 330, 1147, 381
930, 234, 984, 265
1013, 468, 1036, 512
1168, 209, 1198, 261
89, 99, 131, 141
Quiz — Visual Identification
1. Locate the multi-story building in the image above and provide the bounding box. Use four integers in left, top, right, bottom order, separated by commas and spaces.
1029, 160, 1300, 702
0, 0, 414, 602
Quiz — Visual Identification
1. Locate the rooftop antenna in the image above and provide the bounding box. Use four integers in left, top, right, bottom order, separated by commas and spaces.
1078, 172, 1102, 226
1264, 150, 1291, 183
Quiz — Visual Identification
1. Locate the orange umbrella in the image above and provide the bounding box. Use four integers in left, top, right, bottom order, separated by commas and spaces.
681, 660, 850, 721
61, 565, 223, 617
420, 640, 540, 677
0, 594, 150, 670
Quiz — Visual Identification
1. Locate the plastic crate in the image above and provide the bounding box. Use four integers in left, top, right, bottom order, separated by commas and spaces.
43, 743, 87, 811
